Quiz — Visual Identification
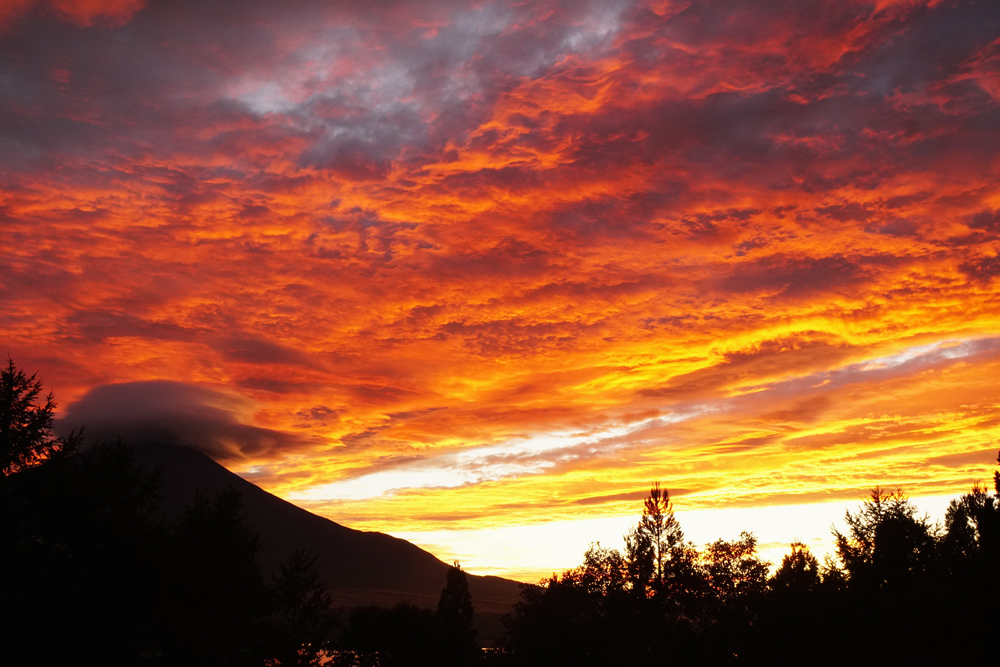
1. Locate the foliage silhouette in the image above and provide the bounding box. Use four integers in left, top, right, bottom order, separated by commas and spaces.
501, 484, 707, 666
333, 563, 484, 667
832, 486, 938, 593
944, 465, 1000, 586
437, 561, 479, 666
576, 542, 628, 596
502, 471, 1000, 664
769, 540, 820, 597
0, 357, 81, 477
625, 482, 697, 599
703, 531, 770, 603
164, 487, 271, 666
335, 602, 446, 667
267, 549, 337, 666
0, 363, 161, 662
501, 571, 646, 667
1, 438, 167, 661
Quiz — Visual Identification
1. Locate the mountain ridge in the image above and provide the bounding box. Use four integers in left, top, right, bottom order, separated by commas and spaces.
130, 442, 524, 614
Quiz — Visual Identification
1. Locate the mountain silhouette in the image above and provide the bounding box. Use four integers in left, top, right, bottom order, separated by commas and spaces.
130, 442, 523, 614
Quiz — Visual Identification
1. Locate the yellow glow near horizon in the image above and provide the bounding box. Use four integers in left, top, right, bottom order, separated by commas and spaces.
387, 494, 963, 582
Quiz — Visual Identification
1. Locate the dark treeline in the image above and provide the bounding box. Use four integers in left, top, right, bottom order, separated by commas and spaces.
3, 358, 999, 665
500, 476, 1000, 665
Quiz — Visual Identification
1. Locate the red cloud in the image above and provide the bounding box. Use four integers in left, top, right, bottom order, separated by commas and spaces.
50, 0, 144, 26
1, 0, 144, 28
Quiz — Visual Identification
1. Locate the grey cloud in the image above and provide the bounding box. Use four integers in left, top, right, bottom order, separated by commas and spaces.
0, 0, 638, 184
845, 0, 1000, 97
968, 209, 1000, 234
869, 218, 922, 238
717, 253, 893, 298
960, 254, 1000, 282
56, 380, 306, 461
60, 310, 198, 345
54, 312, 313, 369
294, 405, 345, 427
210, 335, 313, 366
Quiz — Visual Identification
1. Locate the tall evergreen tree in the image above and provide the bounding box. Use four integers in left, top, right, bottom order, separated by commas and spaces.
641, 481, 674, 588
0, 358, 80, 477
626, 482, 699, 601
624, 521, 654, 596
437, 561, 478, 666
944, 452, 1000, 590
268, 549, 336, 666
165, 488, 270, 666
833, 486, 937, 593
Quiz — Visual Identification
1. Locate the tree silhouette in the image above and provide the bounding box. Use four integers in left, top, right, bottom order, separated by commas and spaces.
753, 541, 825, 663
165, 488, 270, 666
438, 561, 474, 624
624, 519, 654, 596
267, 548, 336, 666
704, 531, 770, 603
833, 486, 937, 593
944, 452, 1000, 596
504, 485, 709, 665
336, 602, 442, 667
575, 542, 627, 596
0, 358, 80, 477
437, 561, 478, 666
0, 436, 168, 662
624, 481, 698, 602
770, 541, 820, 597
501, 572, 614, 667
640, 482, 677, 588
699, 531, 770, 660
501, 476, 1000, 663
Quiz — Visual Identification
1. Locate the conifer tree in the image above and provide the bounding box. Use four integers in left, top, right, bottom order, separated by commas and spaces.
626, 481, 697, 598
0, 358, 80, 477
437, 561, 477, 665
269, 549, 336, 666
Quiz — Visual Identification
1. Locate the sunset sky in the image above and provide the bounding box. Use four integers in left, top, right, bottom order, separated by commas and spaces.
4, 0, 1000, 581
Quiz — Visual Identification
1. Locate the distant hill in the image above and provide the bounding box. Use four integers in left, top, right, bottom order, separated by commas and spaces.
130, 443, 524, 615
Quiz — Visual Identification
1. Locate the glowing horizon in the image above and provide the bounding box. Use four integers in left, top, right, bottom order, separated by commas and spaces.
3, 0, 1000, 581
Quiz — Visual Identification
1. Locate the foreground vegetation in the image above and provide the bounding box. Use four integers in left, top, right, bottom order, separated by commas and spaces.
3, 359, 998, 664
501, 476, 999, 664
0, 359, 476, 666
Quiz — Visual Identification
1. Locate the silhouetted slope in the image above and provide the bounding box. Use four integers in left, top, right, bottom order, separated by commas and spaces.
131, 442, 522, 613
